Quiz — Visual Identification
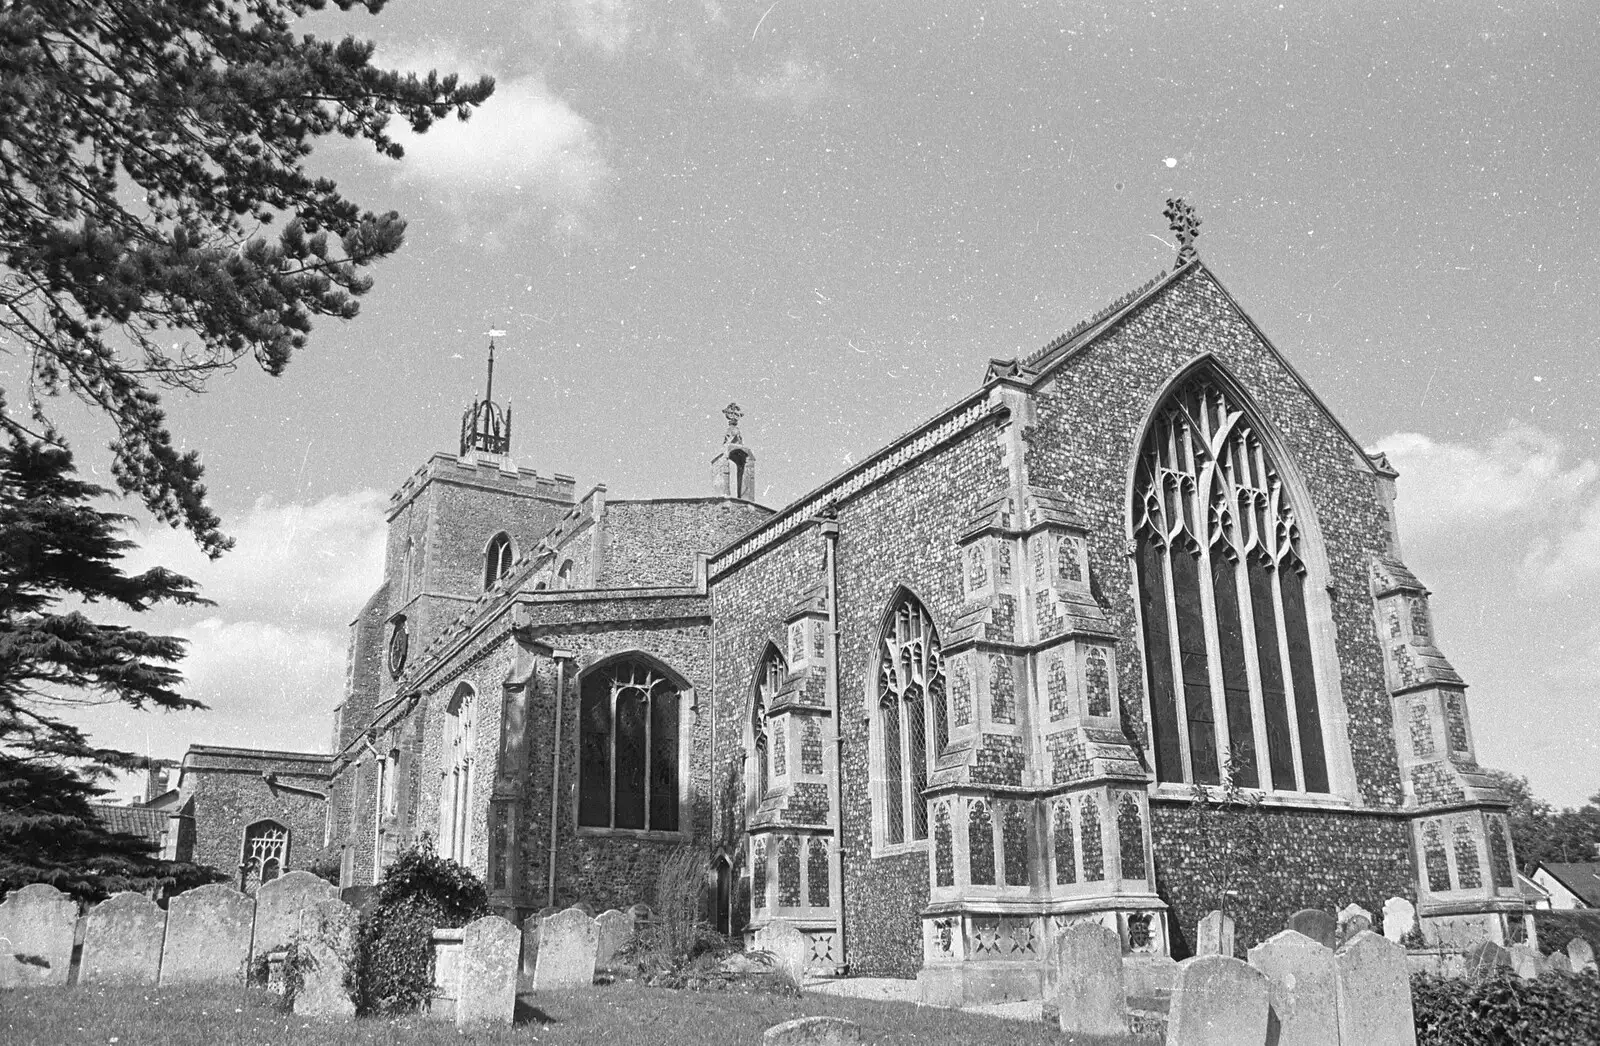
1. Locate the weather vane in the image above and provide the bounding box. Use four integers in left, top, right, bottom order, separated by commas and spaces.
1163, 198, 1201, 269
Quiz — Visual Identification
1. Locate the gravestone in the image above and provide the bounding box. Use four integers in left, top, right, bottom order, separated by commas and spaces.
1380, 897, 1416, 944
0, 883, 77, 988
627, 903, 652, 923
1247, 930, 1338, 1046
1508, 944, 1543, 981
532, 907, 598, 991
1196, 910, 1235, 957
252, 871, 338, 962
1166, 955, 1269, 1046
594, 909, 632, 971
1287, 909, 1338, 950
764, 1016, 862, 1045
293, 899, 357, 1018
1052, 921, 1125, 1039
1463, 940, 1511, 978
1568, 937, 1596, 974
1337, 903, 1373, 945
1334, 931, 1416, 1046
756, 918, 809, 987
1545, 951, 1572, 975
571, 900, 595, 916
160, 883, 255, 986
80, 891, 166, 986
458, 915, 520, 1025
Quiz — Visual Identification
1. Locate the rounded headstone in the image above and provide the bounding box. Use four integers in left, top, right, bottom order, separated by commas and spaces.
253, 871, 338, 962
1287, 909, 1338, 950
81, 891, 165, 986
159, 883, 255, 987
1247, 930, 1338, 1046
1052, 921, 1126, 1038
458, 915, 521, 1026
0, 883, 77, 988
1333, 931, 1416, 1046
1380, 897, 1416, 944
1167, 955, 1270, 1046
532, 907, 599, 991
763, 1016, 862, 1046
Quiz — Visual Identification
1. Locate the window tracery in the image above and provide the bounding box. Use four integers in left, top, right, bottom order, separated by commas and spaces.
1132, 372, 1330, 793
484, 532, 515, 589
241, 820, 288, 893
752, 649, 784, 799
579, 659, 681, 832
876, 594, 947, 846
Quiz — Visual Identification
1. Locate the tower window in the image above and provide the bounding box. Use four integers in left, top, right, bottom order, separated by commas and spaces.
1132, 371, 1330, 793
876, 592, 947, 847
578, 659, 681, 832
484, 532, 515, 590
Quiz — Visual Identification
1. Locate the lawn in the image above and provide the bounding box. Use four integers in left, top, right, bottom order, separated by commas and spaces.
0, 981, 1150, 1046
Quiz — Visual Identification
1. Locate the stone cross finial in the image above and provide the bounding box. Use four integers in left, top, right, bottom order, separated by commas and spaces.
723, 402, 744, 444
1163, 197, 1201, 268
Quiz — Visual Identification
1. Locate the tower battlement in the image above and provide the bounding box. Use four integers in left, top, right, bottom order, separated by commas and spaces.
388, 453, 576, 518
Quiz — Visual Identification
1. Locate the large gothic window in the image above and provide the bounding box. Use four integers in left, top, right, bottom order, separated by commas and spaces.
1132, 372, 1330, 793
752, 647, 786, 799
877, 593, 947, 846
241, 820, 288, 893
440, 684, 476, 863
579, 660, 681, 832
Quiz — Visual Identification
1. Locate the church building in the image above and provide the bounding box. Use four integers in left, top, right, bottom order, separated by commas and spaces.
160, 211, 1527, 1002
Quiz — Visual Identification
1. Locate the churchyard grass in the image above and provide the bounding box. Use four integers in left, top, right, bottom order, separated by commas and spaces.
1, 981, 1153, 1046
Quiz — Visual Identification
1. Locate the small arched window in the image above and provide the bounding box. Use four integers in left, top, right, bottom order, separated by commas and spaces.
557, 559, 575, 590
876, 593, 946, 846
752, 647, 786, 799
241, 820, 289, 893
579, 659, 681, 832
1132, 370, 1330, 793
484, 532, 515, 590
440, 684, 477, 863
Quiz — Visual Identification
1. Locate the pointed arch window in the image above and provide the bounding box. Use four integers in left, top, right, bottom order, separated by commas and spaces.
876, 593, 947, 846
241, 820, 289, 893
752, 647, 786, 799
484, 532, 515, 589
1132, 371, 1330, 793
440, 684, 476, 863
579, 659, 681, 832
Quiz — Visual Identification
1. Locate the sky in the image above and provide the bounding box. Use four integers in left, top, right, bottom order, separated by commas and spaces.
32, 2, 1599, 808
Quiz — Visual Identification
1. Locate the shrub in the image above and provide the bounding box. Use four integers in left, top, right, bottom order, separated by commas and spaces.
1536, 910, 1600, 959
352, 839, 489, 1015
1412, 969, 1600, 1045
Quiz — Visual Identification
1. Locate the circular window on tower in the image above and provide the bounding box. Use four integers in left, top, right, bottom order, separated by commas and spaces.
388, 615, 409, 678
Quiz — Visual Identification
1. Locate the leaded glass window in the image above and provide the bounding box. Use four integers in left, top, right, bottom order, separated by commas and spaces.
241, 820, 288, 893
1132, 372, 1330, 793
579, 660, 681, 831
753, 648, 785, 799
877, 594, 947, 846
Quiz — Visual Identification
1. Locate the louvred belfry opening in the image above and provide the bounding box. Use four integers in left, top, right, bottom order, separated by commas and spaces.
1132, 371, 1329, 793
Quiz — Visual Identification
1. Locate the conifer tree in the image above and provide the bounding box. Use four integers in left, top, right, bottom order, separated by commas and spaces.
0, 401, 221, 898
0, 0, 495, 556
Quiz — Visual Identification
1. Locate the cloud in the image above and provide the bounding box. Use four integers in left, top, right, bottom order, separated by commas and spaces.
392, 76, 611, 207
1375, 422, 1600, 591
126, 490, 388, 631
735, 57, 834, 109
565, 0, 636, 55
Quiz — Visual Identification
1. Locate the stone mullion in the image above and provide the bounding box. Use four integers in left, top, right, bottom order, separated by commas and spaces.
1269, 558, 1306, 792
1192, 464, 1234, 779
1158, 540, 1194, 782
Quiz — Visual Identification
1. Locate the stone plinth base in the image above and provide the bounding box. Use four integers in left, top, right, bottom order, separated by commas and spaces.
917, 961, 1045, 1007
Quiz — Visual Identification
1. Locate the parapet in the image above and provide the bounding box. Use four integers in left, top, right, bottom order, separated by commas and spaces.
388, 452, 576, 517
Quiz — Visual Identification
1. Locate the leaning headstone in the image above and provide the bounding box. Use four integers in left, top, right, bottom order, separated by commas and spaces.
1287, 909, 1338, 950
160, 883, 255, 986
1508, 944, 1543, 981
1247, 930, 1338, 1046
756, 918, 808, 987
1196, 910, 1235, 957
252, 871, 338, 962
1334, 931, 1416, 1046
1337, 903, 1373, 945
1463, 940, 1511, 978
1166, 955, 1269, 1046
0, 883, 77, 988
1380, 897, 1416, 944
1568, 937, 1596, 974
594, 909, 632, 971
293, 899, 357, 1018
764, 1016, 862, 1045
458, 915, 520, 1026
80, 892, 165, 986
532, 907, 598, 991
1053, 921, 1125, 1038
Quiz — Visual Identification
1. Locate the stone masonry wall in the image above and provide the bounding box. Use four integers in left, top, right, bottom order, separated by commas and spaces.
599, 499, 771, 588
181, 761, 333, 883
711, 416, 1009, 977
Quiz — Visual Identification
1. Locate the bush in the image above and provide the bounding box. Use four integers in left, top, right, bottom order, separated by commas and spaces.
1536, 910, 1600, 959
1412, 969, 1600, 1045
351, 839, 489, 1015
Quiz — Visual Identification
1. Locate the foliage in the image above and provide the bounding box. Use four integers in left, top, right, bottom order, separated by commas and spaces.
1536, 911, 1600, 961
0, 0, 494, 556
1411, 969, 1600, 1046
1480, 768, 1600, 873
352, 839, 488, 1015
306, 855, 343, 886
1184, 751, 1267, 925
654, 845, 711, 961
0, 411, 222, 899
